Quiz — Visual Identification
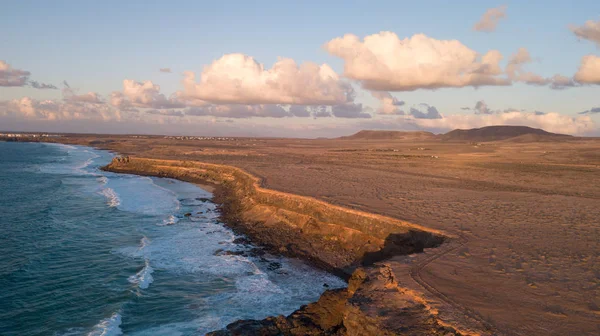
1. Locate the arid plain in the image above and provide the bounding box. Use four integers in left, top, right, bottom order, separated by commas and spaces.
32, 129, 600, 335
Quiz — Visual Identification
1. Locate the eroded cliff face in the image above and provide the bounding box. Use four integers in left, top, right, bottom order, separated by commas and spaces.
207, 265, 463, 336
103, 157, 445, 278
102, 157, 475, 335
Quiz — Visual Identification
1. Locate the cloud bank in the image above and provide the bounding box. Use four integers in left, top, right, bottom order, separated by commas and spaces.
179, 53, 353, 105
324, 32, 509, 91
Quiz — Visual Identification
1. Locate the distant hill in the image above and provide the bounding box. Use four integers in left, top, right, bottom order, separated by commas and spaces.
441, 125, 572, 142
339, 130, 438, 141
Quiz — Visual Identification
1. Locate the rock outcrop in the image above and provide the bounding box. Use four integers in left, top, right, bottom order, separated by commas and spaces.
103, 157, 445, 279
102, 157, 481, 335
208, 265, 463, 336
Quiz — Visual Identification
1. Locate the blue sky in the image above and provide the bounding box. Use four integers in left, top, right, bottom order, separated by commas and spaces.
1, 1, 599, 136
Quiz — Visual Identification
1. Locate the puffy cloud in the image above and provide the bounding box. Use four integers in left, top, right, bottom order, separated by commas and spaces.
474, 100, 493, 114
0, 60, 56, 89
111, 80, 185, 109
159, 68, 172, 73
0, 60, 30, 86
371, 91, 405, 115
579, 107, 600, 115
179, 53, 352, 105
64, 92, 104, 104
0, 97, 121, 121
473, 6, 507, 32
186, 104, 291, 119
324, 32, 510, 91
506, 48, 548, 85
570, 18, 600, 46
574, 55, 600, 84
61, 81, 104, 104
331, 103, 371, 118
409, 104, 443, 119
411, 111, 595, 136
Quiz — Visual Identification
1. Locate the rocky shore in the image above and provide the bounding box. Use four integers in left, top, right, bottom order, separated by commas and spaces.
102, 156, 475, 335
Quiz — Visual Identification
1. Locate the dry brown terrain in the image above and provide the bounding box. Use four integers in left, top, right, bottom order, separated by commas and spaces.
16, 130, 600, 335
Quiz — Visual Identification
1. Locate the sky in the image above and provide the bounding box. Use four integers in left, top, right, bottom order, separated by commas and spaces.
1, 0, 599, 137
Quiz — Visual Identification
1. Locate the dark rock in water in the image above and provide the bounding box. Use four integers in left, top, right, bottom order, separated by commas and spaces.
197, 211, 204, 214
207, 266, 464, 336
248, 248, 265, 257
323, 283, 329, 288
184, 212, 192, 217
259, 257, 269, 263
232, 237, 251, 245
267, 262, 281, 271
215, 249, 246, 256
196, 197, 211, 202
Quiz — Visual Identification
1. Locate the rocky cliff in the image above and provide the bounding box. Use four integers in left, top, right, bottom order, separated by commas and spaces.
102, 157, 479, 335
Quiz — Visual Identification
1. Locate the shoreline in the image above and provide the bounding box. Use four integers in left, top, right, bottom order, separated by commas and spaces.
101, 156, 489, 335
2, 140, 490, 335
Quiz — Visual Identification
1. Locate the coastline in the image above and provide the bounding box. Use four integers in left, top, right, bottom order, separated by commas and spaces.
1, 139, 490, 335
101, 156, 488, 335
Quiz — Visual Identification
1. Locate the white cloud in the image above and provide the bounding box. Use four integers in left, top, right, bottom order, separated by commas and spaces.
473, 6, 507, 32
179, 53, 353, 105
574, 55, 600, 84
0, 97, 121, 121
0, 60, 29, 86
324, 32, 510, 91
570, 18, 600, 46
111, 80, 185, 109
371, 91, 404, 115
505, 48, 548, 85
0, 60, 56, 89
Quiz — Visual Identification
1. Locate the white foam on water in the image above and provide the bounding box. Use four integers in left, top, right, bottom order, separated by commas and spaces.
160, 215, 179, 226
39, 144, 107, 177
102, 176, 179, 216
139, 236, 151, 250
100, 188, 121, 207
97, 176, 108, 185
123, 222, 256, 277
87, 312, 123, 336
128, 259, 154, 289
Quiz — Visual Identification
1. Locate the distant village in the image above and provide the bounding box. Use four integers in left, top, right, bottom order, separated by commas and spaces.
0, 133, 63, 139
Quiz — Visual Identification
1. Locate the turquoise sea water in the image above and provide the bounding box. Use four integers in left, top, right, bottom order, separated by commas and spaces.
0, 142, 344, 335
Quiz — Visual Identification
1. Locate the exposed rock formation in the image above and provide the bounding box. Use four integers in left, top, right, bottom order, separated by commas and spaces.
103, 157, 445, 278
207, 265, 463, 336
102, 157, 484, 335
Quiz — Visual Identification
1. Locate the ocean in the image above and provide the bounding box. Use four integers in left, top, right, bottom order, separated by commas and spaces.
0, 142, 344, 335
